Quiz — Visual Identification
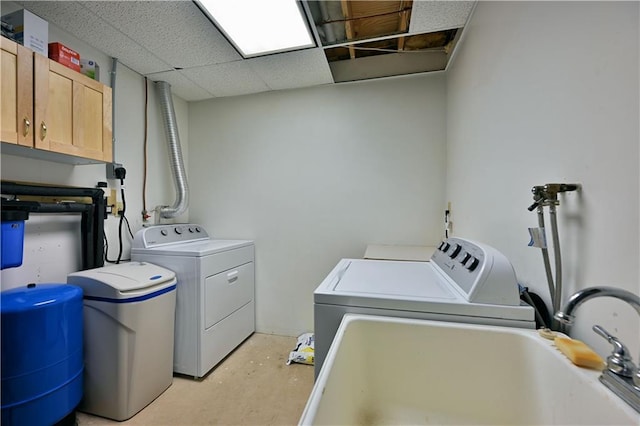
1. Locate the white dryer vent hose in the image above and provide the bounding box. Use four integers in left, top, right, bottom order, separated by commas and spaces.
156, 81, 188, 219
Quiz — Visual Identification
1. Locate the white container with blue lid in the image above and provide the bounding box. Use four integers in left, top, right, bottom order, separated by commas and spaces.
66, 261, 177, 421
67, 261, 176, 302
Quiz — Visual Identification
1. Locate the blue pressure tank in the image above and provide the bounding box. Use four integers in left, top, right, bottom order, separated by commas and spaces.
1, 283, 84, 426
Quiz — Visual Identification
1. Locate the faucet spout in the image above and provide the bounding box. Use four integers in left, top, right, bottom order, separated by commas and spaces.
555, 286, 640, 413
555, 286, 640, 325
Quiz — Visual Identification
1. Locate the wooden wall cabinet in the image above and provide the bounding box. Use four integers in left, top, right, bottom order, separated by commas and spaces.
1, 36, 33, 147
1, 36, 112, 164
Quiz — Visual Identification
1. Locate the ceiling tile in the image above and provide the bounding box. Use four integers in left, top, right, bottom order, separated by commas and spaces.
409, 1, 475, 34
247, 48, 334, 91
11, 0, 471, 100
330, 50, 448, 83
20, 1, 173, 74
146, 70, 215, 102
181, 62, 270, 98
80, 0, 242, 69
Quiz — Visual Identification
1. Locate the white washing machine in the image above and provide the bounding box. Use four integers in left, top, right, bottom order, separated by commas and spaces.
131, 224, 254, 378
314, 237, 536, 376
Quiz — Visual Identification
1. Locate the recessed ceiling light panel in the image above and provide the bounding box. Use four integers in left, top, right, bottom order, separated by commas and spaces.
197, 0, 315, 58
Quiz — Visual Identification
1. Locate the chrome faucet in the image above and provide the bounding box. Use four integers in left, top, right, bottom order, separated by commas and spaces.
555, 286, 640, 413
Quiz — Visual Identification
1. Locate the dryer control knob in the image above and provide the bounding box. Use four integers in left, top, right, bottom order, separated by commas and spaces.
174, 227, 182, 235
160, 229, 168, 236
449, 244, 462, 258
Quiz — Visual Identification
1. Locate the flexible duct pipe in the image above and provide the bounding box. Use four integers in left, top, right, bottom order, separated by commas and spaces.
318, 1, 336, 43
155, 81, 189, 219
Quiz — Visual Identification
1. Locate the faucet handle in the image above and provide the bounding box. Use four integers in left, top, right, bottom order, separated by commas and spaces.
592, 325, 636, 377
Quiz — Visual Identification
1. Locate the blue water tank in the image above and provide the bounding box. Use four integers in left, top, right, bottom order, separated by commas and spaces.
1, 284, 84, 426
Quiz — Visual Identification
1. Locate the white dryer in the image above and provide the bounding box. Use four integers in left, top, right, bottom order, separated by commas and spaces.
314, 237, 535, 376
131, 224, 254, 378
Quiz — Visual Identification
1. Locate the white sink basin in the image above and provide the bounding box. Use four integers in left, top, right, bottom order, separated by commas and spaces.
300, 314, 639, 425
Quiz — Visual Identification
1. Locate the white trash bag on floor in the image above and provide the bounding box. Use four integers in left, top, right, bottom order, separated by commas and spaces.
286, 333, 314, 365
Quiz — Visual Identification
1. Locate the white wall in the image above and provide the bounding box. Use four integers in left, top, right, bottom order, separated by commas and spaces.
188, 75, 447, 335
446, 1, 639, 357
1, 1, 189, 289
6, 1, 637, 359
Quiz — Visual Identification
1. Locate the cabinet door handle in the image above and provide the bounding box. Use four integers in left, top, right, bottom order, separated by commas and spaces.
227, 270, 239, 283
23, 118, 30, 137
40, 122, 47, 140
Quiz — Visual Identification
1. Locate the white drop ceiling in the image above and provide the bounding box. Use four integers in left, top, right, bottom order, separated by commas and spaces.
12, 1, 475, 102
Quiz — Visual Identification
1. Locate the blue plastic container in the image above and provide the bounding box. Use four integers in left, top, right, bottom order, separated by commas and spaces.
1, 210, 28, 270
1, 284, 84, 426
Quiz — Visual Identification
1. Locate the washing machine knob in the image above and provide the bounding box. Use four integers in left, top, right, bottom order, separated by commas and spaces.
174, 227, 182, 235
188, 227, 194, 233
449, 244, 462, 258
160, 229, 168, 236
466, 257, 480, 271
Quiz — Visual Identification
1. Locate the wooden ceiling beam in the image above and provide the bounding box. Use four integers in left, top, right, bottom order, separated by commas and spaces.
341, 0, 356, 59
397, 1, 411, 51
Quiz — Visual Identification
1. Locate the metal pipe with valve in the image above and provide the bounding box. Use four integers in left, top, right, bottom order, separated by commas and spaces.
527, 182, 581, 330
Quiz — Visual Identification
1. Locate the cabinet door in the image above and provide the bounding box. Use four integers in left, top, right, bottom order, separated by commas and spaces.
34, 54, 112, 162
0, 37, 33, 146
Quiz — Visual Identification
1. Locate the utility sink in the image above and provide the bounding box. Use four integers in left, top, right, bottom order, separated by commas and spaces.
300, 314, 639, 425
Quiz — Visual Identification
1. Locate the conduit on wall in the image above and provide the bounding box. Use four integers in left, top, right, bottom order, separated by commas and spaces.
110, 57, 118, 161
155, 81, 189, 219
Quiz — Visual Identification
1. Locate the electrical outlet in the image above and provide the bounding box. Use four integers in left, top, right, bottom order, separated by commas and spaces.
106, 163, 124, 180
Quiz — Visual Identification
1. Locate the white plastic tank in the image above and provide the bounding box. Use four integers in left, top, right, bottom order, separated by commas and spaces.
67, 262, 177, 421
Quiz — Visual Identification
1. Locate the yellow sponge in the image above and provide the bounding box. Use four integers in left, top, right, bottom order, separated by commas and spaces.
554, 337, 604, 370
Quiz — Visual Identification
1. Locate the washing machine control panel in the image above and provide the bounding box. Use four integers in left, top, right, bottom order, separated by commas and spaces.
434, 238, 485, 285
132, 224, 210, 248
432, 237, 519, 306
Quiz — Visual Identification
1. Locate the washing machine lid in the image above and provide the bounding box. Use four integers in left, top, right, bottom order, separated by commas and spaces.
67, 262, 176, 300
333, 260, 456, 300
315, 259, 534, 322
